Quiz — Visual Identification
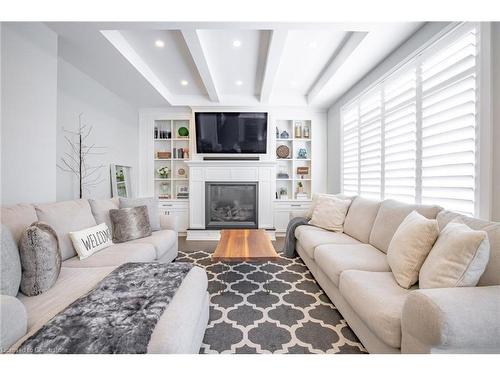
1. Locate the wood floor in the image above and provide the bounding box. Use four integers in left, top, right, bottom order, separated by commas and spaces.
178, 235, 285, 253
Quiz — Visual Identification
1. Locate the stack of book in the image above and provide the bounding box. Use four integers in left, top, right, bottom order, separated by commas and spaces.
176, 192, 189, 199
296, 193, 308, 200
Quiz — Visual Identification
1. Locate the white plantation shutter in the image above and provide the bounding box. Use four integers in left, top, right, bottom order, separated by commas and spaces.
341, 106, 359, 195
359, 91, 382, 199
383, 69, 417, 203
341, 24, 478, 216
420, 28, 477, 215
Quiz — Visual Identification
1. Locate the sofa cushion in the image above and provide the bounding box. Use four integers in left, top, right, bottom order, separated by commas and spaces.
62, 242, 156, 268
88, 198, 119, 231
109, 206, 152, 243
1, 203, 38, 245
70, 223, 113, 260
387, 211, 439, 289
420, 220, 490, 289
19, 222, 61, 297
148, 266, 208, 353
17, 266, 114, 332
309, 195, 351, 232
120, 197, 160, 231
437, 210, 500, 287
127, 230, 177, 260
0, 295, 27, 353
297, 226, 361, 259
294, 224, 325, 241
1, 225, 22, 296
339, 270, 414, 349
369, 200, 441, 253
343, 196, 381, 243
35, 200, 97, 261
315, 243, 390, 287
306, 193, 354, 219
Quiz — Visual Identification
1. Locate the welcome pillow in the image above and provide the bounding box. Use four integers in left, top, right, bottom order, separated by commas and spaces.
69, 223, 112, 260
419, 219, 490, 289
387, 211, 439, 289
309, 195, 351, 232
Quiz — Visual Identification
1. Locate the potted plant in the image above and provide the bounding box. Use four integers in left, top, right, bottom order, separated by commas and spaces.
157, 166, 170, 179
297, 181, 304, 193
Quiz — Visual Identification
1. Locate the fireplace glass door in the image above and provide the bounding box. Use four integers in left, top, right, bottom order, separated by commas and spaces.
205, 182, 258, 229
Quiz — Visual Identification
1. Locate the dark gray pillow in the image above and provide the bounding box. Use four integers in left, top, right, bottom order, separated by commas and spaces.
1, 225, 22, 296
19, 222, 61, 297
119, 197, 160, 231
109, 206, 152, 243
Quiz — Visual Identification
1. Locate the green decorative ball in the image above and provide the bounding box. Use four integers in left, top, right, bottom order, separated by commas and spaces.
178, 127, 189, 137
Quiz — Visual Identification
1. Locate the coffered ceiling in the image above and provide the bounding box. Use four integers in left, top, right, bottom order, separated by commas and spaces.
47, 22, 424, 108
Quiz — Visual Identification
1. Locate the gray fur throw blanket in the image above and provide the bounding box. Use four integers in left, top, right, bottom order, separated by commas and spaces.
17, 262, 193, 354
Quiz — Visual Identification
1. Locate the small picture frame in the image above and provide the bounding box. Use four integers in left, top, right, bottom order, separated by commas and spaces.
177, 185, 189, 194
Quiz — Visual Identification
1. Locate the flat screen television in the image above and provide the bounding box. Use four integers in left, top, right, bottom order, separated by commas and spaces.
195, 112, 268, 154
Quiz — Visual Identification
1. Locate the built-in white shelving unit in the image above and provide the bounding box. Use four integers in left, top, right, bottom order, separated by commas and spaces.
274, 119, 313, 201
153, 119, 191, 201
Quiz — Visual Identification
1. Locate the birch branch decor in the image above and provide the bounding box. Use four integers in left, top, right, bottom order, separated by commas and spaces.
57, 113, 107, 198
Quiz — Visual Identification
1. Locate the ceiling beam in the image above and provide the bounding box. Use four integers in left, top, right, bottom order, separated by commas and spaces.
307, 31, 368, 104
100, 30, 175, 105
181, 29, 220, 102
260, 30, 288, 103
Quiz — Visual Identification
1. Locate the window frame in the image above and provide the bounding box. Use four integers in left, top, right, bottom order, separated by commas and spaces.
340, 22, 491, 218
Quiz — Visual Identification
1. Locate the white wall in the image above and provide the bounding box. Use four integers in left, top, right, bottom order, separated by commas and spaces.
1, 23, 58, 205
326, 22, 451, 194
57, 58, 139, 200
492, 22, 500, 221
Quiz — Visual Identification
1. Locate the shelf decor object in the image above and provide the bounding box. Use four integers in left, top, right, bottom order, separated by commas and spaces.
279, 130, 290, 139
297, 166, 309, 178
276, 144, 290, 159
157, 166, 170, 179
297, 148, 308, 159
177, 126, 189, 138
294, 121, 303, 138
157, 151, 171, 159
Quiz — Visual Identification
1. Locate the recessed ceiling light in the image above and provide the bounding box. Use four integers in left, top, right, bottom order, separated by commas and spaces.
232, 40, 242, 47
308, 41, 318, 48
180, 80, 188, 86
155, 40, 165, 48
235, 80, 243, 86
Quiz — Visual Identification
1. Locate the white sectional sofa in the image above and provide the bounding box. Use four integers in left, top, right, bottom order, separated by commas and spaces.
294, 196, 500, 354
0, 198, 209, 353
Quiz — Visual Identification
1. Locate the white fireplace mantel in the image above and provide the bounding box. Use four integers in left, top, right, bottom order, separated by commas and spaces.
186, 160, 277, 233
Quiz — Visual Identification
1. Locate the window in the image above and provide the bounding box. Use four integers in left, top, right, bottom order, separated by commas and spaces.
341, 24, 478, 216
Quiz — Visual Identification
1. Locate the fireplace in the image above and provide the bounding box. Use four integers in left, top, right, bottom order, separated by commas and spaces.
205, 182, 258, 229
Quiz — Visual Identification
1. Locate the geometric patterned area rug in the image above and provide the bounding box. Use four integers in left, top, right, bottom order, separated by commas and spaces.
176, 251, 367, 354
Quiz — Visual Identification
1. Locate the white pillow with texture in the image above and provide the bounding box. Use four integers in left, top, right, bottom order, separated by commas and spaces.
306, 193, 352, 219
69, 223, 112, 260
387, 211, 439, 289
308, 195, 351, 232
419, 219, 490, 289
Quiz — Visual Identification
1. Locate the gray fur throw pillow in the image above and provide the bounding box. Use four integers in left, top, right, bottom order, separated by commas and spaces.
109, 205, 152, 243
19, 222, 62, 296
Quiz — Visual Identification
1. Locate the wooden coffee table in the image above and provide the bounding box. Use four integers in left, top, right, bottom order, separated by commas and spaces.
212, 229, 279, 293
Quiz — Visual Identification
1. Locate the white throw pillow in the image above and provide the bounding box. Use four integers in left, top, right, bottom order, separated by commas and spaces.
308, 195, 351, 232
306, 193, 352, 219
387, 211, 439, 289
419, 219, 490, 289
69, 223, 112, 260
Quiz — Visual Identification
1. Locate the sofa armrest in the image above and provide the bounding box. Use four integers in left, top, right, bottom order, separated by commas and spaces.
160, 214, 178, 232
401, 286, 500, 353
0, 295, 27, 353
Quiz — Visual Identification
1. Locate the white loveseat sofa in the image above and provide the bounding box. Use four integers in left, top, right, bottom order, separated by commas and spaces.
0, 198, 209, 353
295, 196, 500, 354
